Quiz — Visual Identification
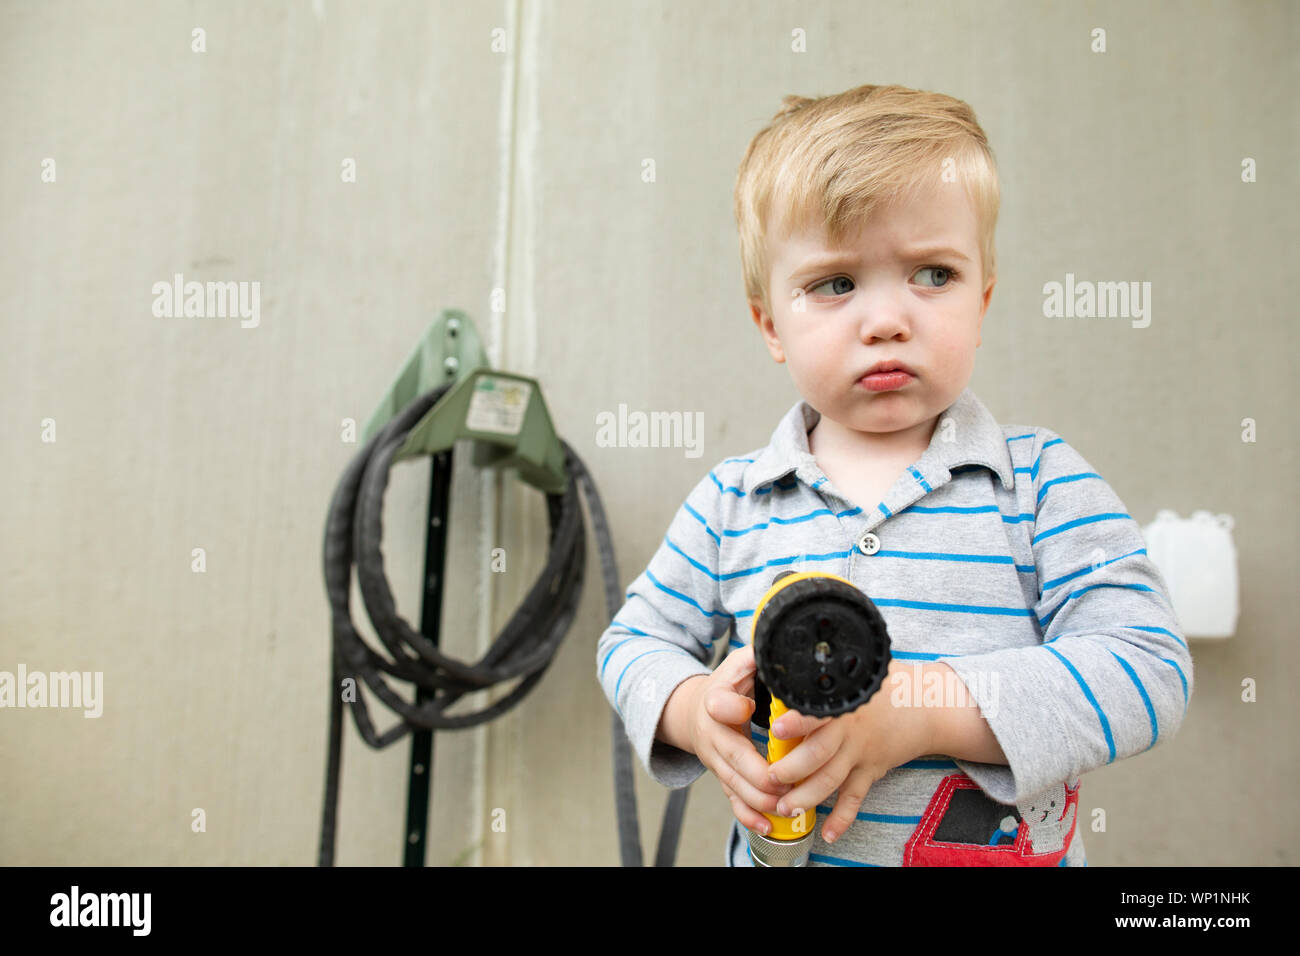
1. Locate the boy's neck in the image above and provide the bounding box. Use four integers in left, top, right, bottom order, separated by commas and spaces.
808, 410, 939, 467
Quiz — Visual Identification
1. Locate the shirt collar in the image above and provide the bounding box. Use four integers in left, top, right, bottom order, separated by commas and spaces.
741, 386, 1016, 494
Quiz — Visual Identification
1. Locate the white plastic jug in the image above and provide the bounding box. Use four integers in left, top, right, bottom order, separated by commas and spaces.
1140, 509, 1238, 639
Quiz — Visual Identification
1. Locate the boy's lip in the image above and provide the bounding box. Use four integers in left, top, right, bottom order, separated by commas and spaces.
858, 360, 917, 392
861, 359, 916, 377
859, 370, 915, 392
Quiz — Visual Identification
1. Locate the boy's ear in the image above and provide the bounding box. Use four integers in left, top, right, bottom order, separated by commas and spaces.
976, 274, 996, 346
750, 297, 786, 363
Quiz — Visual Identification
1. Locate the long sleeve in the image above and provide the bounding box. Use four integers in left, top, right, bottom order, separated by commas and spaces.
943, 428, 1194, 805
596, 468, 735, 789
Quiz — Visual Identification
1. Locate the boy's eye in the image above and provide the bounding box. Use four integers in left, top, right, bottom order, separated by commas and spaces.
809, 276, 855, 296
807, 266, 958, 297
915, 266, 956, 287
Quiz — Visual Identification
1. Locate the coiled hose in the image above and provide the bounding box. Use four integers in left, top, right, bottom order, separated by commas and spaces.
319, 382, 686, 866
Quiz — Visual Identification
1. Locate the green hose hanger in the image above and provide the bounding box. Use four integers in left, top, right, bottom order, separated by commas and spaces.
324, 308, 577, 867
363, 309, 568, 494
325, 308, 684, 867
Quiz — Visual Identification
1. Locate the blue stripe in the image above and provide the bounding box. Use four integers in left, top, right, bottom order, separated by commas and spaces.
1037, 471, 1102, 506
1033, 512, 1130, 544
1134, 624, 1187, 650
708, 471, 745, 497
613, 648, 690, 712
600, 619, 691, 679
681, 499, 720, 546
1040, 582, 1157, 630
644, 570, 728, 639
1030, 438, 1065, 481
875, 549, 1015, 565
714, 468, 797, 498
687, 545, 1022, 581
1039, 547, 1147, 591
600, 635, 639, 679
1160, 657, 1189, 712
808, 853, 880, 867
816, 805, 921, 824
664, 535, 718, 579
723, 505, 861, 537
1043, 644, 1116, 762
1109, 649, 1158, 749
667, 537, 853, 582
874, 503, 1033, 525
873, 597, 1035, 618
908, 465, 932, 493
906, 504, 997, 514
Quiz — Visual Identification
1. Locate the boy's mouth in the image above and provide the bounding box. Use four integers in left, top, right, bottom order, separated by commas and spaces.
859, 370, 914, 392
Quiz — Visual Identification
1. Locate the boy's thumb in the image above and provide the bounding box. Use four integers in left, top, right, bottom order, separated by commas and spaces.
721, 643, 755, 681
705, 688, 755, 726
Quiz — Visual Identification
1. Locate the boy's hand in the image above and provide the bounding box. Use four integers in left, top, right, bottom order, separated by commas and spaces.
687, 643, 793, 836
766, 659, 934, 844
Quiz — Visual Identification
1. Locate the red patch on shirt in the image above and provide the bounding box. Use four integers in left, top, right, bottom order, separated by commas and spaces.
904, 773, 1078, 866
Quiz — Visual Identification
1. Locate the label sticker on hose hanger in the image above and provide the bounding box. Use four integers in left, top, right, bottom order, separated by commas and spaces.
467, 376, 531, 436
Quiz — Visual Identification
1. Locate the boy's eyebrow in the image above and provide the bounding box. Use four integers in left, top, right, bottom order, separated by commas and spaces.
789, 245, 972, 278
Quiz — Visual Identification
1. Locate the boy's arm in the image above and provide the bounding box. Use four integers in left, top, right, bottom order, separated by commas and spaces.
935, 429, 1194, 805
596, 467, 734, 789
922, 662, 1008, 764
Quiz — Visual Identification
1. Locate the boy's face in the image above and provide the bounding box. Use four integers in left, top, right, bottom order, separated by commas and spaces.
750, 179, 996, 453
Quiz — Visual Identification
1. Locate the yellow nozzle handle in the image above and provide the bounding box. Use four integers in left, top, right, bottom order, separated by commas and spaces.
761, 695, 816, 840
751, 571, 855, 843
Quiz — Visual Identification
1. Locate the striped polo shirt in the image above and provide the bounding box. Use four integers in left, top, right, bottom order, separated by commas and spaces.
596, 386, 1193, 866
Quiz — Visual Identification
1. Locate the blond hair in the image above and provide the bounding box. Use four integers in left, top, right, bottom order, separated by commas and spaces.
733, 83, 1000, 317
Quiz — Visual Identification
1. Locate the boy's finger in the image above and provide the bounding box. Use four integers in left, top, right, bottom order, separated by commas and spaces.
719, 764, 788, 817
704, 688, 754, 726
716, 780, 769, 833
767, 723, 837, 787
724, 790, 773, 836
720, 643, 755, 682
770, 711, 831, 740
819, 768, 876, 845
716, 731, 793, 806
772, 756, 848, 820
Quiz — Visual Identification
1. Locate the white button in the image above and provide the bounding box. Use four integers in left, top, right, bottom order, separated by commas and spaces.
857, 532, 881, 555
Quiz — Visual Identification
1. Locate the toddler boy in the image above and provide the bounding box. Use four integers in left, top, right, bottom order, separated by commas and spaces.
596, 83, 1192, 866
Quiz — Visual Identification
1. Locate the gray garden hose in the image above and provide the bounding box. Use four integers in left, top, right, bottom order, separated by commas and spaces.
319, 383, 686, 866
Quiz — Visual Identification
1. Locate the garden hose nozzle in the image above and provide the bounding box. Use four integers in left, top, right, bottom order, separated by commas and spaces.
746, 570, 892, 867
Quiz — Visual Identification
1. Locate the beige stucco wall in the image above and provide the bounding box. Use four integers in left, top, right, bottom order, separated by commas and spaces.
1, 0, 1294, 866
